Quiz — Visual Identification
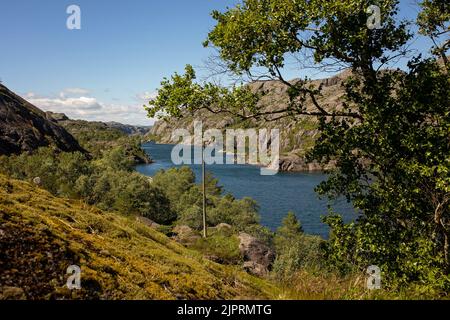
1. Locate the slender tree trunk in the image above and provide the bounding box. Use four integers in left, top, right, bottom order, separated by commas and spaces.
444, 232, 449, 269
202, 143, 207, 238
434, 201, 449, 271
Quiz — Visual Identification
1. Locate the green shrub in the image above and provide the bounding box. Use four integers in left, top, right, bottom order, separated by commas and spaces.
273, 235, 325, 280
191, 233, 242, 265
272, 212, 326, 280
177, 205, 204, 230
208, 196, 260, 229
0, 148, 91, 196
75, 169, 175, 224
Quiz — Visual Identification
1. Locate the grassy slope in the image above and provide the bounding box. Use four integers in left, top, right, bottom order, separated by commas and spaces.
0, 174, 280, 300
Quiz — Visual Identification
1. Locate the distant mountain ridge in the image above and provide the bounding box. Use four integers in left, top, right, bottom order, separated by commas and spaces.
0, 84, 86, 156
44, 112, 152, 136
104, 121, 152, 135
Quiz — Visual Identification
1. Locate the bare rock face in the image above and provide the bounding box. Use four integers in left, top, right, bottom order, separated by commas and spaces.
238, 233, 275, 277
243, 262, 269, 277
279, 154, 319, 172
278, 154, 336, 172
0, 84, 86, 156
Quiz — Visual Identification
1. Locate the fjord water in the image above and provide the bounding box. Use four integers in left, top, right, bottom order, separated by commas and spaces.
136, 142, 356, 238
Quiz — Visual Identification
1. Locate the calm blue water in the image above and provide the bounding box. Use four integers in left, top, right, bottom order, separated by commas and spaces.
136, 142, 356, 238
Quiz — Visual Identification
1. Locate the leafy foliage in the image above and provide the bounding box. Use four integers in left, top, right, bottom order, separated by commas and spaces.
315, 59, 450, 289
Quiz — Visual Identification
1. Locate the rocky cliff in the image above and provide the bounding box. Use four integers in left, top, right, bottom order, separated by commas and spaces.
149, 70, 350, 172
0, 84, 86, 156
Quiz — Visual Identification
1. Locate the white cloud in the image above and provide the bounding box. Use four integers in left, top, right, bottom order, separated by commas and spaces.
135, 91, 157, 102
29, 96, 102, 113
28, 90, 156, 126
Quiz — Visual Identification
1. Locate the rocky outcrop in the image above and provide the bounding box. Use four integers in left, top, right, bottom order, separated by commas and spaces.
238, 233, 275, 277
0, 84, 86, 156
278, 154, 336, 172
149, 71, 351, 172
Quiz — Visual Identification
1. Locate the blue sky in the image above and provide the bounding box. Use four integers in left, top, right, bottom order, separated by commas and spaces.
0, 0, 431, 125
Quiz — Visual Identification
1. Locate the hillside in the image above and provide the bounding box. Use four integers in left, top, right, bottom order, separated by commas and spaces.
0, 174, 280, 300
45, 113, 152, 164
0, 84, 85, 156
149, 71, 350, 172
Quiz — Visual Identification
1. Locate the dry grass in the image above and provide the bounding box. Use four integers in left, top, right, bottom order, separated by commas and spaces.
276, 269, 370, 300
